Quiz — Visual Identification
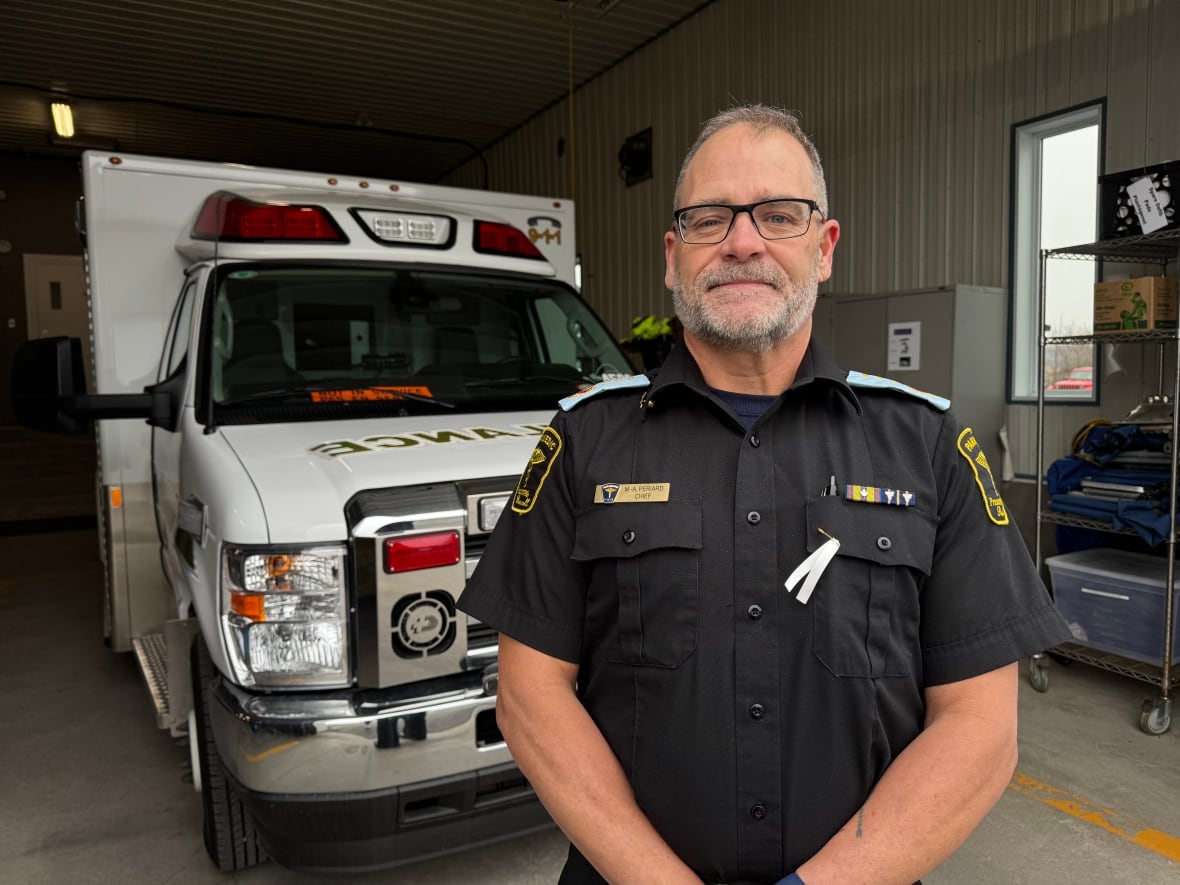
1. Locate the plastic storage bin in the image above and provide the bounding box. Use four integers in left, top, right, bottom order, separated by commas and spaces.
1046, 548, 1180, 666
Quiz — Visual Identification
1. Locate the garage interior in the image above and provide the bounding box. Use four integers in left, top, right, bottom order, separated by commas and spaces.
2, 1, 1179, 883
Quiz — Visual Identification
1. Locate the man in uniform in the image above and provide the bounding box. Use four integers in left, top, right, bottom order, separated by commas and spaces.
459, 104, 1071, 885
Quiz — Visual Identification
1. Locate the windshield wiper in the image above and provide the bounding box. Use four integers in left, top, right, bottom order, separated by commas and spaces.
222, 384, 455, 409
464, 374, 589, 389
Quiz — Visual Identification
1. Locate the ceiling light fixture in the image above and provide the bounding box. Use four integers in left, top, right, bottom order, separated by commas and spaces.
51, 102, 75, 138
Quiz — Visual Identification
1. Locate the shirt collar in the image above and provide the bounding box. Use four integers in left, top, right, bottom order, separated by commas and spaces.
649, 337, 862, 414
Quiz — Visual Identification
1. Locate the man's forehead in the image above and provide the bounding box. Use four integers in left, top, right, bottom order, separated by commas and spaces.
681, 124, 813, 202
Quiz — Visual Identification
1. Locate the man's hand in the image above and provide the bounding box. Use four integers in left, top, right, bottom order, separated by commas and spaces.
496, 635, 703, 885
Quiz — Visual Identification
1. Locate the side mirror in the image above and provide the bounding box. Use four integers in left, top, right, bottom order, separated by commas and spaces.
10, 337, 90, 433
10, 336, 178, 433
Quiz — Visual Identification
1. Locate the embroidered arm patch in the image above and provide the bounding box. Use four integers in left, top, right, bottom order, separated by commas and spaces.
957, 428, 1008, 525
512, 426, 562, 514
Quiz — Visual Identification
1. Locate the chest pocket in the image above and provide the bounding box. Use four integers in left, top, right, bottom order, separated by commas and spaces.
804, 496, 936, 677
573, 502, 702, 668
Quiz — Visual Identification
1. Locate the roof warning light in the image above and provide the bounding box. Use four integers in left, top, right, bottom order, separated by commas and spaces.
193, 192, 346, 242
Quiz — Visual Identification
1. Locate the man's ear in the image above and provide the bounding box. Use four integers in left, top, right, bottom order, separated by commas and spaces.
663, 229, 678, 291
815, 219, 840, 283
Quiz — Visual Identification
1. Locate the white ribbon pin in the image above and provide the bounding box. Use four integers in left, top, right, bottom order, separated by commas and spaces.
784, 530, 840, 605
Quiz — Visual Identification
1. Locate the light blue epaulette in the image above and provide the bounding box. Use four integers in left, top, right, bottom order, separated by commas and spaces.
846, 370, 950, 412
559, 375, 651, 411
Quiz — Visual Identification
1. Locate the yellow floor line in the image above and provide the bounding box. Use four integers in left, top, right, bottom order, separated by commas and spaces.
1008, 771, 1180, 863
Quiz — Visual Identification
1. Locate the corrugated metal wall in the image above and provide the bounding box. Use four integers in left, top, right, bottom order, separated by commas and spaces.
445, 0, 1179, 474
445, 0, 1179, 326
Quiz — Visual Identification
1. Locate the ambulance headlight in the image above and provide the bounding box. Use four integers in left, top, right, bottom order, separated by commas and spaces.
220, 545, 350, 688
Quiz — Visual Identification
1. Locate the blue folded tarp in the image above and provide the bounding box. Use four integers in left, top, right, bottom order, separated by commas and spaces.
1047, 457, 1170, 496
1046, 423, 1175, 548
1073, 423, 1169, 464
1048, 494, 1172, 546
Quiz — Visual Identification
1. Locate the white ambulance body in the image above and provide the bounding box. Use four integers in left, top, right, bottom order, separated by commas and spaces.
15, 152, 634, 871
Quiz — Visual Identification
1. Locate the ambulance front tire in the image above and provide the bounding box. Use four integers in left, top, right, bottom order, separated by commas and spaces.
191, 637, 269, 871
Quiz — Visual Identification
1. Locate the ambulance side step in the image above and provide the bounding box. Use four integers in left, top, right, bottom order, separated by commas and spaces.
133, 632, 171, 730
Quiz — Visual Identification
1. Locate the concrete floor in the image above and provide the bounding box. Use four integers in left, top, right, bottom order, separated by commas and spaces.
2, 527, 1177, 885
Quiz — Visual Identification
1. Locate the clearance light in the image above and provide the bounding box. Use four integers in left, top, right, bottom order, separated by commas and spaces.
193, 192, 346, 242
474, 221, 545, 260
231, 592, 266, 621
352, 209, 452, 247
384, 531, 461, 573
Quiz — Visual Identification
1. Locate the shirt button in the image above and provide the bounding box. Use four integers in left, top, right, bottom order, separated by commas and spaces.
747, 604, 763, 620
877, 535, 892, 551
746, 511, 761, 525
749, 703, 765, 720
750, 435, 760, 447
750, 803, 767, 820
622, 530, 636, 544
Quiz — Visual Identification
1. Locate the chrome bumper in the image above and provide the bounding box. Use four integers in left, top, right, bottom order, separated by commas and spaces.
209, 675, 512, 794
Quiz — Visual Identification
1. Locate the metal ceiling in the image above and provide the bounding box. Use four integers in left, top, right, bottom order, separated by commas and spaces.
0, 0, 711, 184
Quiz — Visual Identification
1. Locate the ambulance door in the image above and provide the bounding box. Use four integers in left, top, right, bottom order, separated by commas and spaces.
152, 277, 198, 602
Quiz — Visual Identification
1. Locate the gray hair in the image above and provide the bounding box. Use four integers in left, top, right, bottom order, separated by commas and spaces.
673, 104, 828, 217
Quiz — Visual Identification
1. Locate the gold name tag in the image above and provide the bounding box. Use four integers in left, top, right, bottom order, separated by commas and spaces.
593, 483, 671, 504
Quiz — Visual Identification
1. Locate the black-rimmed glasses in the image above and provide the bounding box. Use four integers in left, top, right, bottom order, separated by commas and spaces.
672, 198, 823, 244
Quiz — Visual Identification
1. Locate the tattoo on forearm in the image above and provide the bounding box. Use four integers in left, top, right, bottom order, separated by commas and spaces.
856, 808, 865, 839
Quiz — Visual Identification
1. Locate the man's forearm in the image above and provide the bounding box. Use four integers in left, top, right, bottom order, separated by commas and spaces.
497, 643, 701, 885
796, 665, 1019, 885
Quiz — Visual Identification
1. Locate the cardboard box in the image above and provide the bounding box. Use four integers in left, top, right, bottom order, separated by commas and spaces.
1092, 276, 1178, 334
1046, 548, 1180, 666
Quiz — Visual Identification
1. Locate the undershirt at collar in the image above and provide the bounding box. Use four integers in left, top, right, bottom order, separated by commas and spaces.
710, 387, 778, 430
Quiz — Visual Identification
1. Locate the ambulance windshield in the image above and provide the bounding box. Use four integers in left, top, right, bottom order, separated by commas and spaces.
206, 265, 635, 416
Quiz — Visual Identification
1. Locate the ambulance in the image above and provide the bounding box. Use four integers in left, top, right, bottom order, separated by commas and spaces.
11, 152, 634, 871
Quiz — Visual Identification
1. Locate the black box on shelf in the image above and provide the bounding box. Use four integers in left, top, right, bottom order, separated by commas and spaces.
1099, 161, 1178, 241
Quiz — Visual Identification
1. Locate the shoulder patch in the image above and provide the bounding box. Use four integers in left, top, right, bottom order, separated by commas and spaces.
559, 375, 650, 411
846, 370, 950, 411
512, 426, 562, 514
957, 428, 1009, 525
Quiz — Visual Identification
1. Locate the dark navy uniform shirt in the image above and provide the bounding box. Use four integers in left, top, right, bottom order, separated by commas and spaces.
459, 341, 1070, 884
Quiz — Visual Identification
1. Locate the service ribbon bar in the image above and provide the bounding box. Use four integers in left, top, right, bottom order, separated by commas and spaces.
845, 484, 915, 507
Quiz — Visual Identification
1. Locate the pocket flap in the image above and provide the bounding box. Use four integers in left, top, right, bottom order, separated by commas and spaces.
573, 501, 703, 560
806, 496, 936, 574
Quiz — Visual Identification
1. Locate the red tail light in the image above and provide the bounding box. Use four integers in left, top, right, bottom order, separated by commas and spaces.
384, 531, 461, 573
474, 221, 544, 259
193, 192, 346, 242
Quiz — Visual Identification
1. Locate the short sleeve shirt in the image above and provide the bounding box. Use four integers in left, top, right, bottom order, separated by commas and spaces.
459, 341, 1071, 884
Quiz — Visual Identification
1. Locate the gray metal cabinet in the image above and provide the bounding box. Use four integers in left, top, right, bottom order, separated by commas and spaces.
812, 284, 1006, 450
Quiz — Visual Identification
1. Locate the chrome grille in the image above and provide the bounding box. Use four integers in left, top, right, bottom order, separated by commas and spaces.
466, 620, 498, 650
347, 480, 512, 687
462, 533, 499, 661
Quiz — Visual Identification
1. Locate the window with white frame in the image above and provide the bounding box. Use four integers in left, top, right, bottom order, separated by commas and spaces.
1009, 102, 1104, 402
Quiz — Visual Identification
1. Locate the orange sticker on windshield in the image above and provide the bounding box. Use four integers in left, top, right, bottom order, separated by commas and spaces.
310, 386, 433, 403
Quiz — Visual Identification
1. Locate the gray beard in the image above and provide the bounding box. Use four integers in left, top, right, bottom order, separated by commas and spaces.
672, 259, 818, 353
